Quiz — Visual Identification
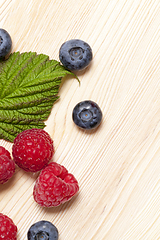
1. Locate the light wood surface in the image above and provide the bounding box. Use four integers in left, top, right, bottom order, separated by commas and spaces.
0, 0, 160, 239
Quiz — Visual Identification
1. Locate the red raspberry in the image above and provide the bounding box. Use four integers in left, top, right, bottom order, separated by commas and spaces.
0, 155, 15, 184
0, 213, 17, 240
12, 128, 54, 172
33, 162, 79, 207
0, 146, 11, 159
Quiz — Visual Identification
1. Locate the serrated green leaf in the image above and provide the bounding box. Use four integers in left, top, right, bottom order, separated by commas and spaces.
0, 52, 76, 142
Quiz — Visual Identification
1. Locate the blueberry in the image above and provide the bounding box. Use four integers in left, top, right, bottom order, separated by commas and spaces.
72, 100, 102, 130
59, 39, 93, 71
0, 29, 12, 59
27, 220, 58, 240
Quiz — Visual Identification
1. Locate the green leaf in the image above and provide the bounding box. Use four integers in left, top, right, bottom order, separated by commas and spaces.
0, 52, 76, 142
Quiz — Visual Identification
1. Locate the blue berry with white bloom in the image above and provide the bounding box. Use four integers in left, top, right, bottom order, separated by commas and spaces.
27, 220, 58, 240
0, 29, 12, 58
72, 100, 102, 130
59, 39, 93, 71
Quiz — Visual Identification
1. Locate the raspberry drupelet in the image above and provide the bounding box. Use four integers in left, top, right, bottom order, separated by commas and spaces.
0, 213, 17, 240
0, 146, 15, 184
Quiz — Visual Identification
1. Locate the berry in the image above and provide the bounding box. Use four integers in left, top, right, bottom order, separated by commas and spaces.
27, 220, 58, 240
0, 29, 12, 59
59, 39, 92, 71
72, 100, 102, 130
0, 213, 17, 240
33, 162, 79, 207
12, 128, 54, 172
0, 155, 15, 184
0, 146, 12, 159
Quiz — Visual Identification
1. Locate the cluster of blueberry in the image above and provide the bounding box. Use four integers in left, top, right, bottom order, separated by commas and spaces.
0, 213, 59, 240
0, 29, 103, 239
0, 128, 79, 239
0, 29, 102, 130
59, 39, 102, 129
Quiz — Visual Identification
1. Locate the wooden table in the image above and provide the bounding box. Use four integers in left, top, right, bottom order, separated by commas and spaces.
1, 0, 160, 239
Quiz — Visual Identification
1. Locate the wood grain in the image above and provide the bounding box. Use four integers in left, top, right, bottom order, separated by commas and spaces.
0, 0, 160, 239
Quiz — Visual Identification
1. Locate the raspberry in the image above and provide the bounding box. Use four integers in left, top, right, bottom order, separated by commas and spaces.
0, 146, 11, 159
12, 128, 54, 172
33, 162, 79, 207
0, 213, 17, 240
0, 155, 15, 184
